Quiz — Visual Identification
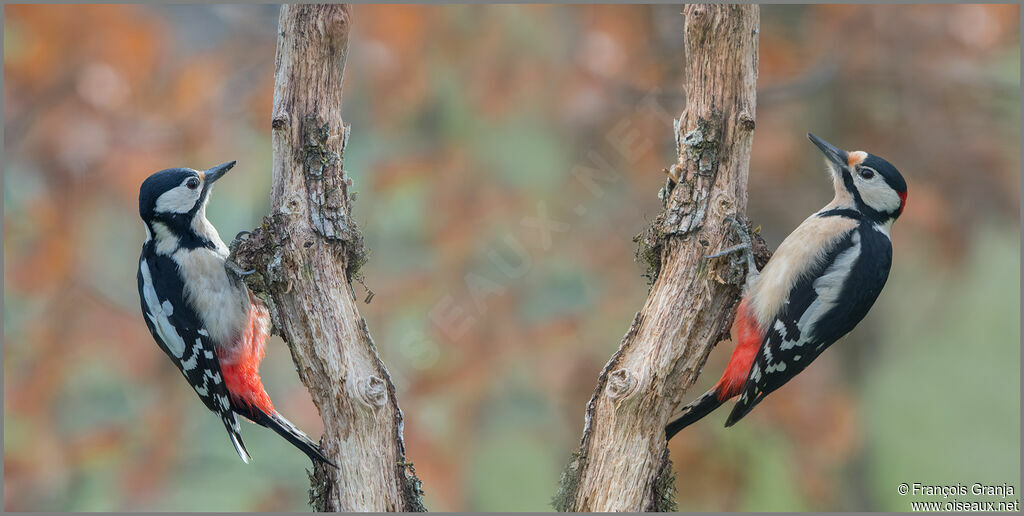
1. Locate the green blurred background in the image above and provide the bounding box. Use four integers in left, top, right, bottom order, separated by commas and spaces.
4, 4, 1019, 511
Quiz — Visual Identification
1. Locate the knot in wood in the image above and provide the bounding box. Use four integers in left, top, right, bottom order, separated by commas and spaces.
605, 368, 638, 399
686, 5, 712, 34
281, 193, 303, 215
738, 110, 755, 131
359, 375, 387, 408
323, 6, 351, 44
272, 113, 289, 130
717, 196, 734, 214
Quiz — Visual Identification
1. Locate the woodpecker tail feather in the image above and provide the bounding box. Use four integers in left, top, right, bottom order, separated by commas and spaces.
724, 389, 768, 428
219, 414, 251, 464
228, 430, 252, 464
665, 388, 723, 441
244, 406, 336, 467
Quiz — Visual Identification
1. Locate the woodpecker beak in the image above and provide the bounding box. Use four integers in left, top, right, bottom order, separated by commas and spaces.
202, 161, 237, 184
807, 133, 849, 169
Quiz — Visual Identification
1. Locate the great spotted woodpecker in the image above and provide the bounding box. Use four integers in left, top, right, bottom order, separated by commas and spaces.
666, 133, 907, 440
137, 161, 333, 466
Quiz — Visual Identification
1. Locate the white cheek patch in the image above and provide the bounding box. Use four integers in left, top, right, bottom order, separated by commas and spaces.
854, 175, 902, 213
155, 183, 201, 214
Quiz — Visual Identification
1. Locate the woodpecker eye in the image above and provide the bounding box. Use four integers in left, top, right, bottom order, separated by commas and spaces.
858, 167, 876, 180
186, 177, 200, 190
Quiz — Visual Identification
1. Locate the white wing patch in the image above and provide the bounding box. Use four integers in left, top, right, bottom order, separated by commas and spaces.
770, 231, 861, 358
806, 231, 861, 337
140, 259, 186, 358
755, 231, 862, 384
748, 216, 858, 328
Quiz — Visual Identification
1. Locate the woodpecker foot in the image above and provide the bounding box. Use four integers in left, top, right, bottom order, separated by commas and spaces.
706, 216, 758, 277
226, 261, 257, 277
226, 231, 257, 277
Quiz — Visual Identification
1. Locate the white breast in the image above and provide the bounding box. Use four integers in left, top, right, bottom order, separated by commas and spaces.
173, 246, 250, 348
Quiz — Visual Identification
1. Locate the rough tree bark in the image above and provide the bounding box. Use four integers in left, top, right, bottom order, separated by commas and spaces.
229, 5, 425, 512
554, 5, 764, 512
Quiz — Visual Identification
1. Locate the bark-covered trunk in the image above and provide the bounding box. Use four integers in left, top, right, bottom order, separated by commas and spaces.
230, 5, 424, 512
554, 5, 763, 512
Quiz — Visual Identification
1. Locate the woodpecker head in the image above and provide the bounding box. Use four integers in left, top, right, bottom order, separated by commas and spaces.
139, 161, 236, 248
808, 133, 907, 226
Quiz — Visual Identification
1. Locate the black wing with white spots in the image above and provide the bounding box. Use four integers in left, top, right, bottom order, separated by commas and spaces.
725, 220, 892, 427
137, 243, 251, 463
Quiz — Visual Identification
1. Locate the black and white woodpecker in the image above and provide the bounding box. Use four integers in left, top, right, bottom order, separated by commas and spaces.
666, 133, 908, 440
137, 161, 334, 466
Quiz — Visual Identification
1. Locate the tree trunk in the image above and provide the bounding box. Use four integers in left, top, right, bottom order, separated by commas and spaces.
230, 5, 424, 512
554, 5, 762, 512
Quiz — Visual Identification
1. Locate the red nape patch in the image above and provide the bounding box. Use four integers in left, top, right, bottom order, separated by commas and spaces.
220, 298, 274, 415
715, 299, 765, 401
898, 191, 908, 216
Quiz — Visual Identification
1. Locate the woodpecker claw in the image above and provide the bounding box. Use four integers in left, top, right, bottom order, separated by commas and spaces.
226, 261, 257, 278
706, 216, 758, 277
705, 243, 750, 259
227, 231, 255, 276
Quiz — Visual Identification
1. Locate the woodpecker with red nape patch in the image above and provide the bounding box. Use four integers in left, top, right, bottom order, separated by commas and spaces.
666, 133, 907, 440
137, 161, 334, 466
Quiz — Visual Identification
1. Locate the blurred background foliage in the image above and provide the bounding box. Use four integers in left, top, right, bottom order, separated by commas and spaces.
4, 4, 1019, 512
